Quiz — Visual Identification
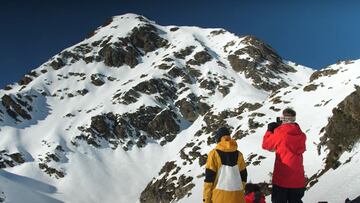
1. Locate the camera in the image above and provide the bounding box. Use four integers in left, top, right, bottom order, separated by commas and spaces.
276, 117, 282, 124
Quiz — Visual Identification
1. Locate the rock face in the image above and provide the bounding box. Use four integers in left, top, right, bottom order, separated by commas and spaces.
175, 94, 210, 122
307, 86, 360, 188
227, 36, 296, 91
38, 163, 65, 179
140, 161, 195, 203
187, 51, 212, 65
147, 110, 180, 141
134, 78, 177, 100
129, 25, 169, 53
0, 151, 25, 168
91, 74, 106, 86
73, 106, 180, 150
50, 58, 66, 70
320, 86, 360, 169
49, 44, 93, 70
97, 24, 168, 68
113, 78, 178, 105
174, 46, 195, 59
1, 94, 32, 121
46, 23, 169, 70
309, 68, 339, 82
18, 75, 33, 86
36, 144, 68, 179
113, 89, 141, 105
98, 44, 139, 68
0, 89, 48, 125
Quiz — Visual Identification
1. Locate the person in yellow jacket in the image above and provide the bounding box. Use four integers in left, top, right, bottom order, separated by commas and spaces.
203, 127, 248, 203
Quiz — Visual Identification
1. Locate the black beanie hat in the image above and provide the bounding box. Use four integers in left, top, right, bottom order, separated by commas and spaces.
215, 127, 230, 143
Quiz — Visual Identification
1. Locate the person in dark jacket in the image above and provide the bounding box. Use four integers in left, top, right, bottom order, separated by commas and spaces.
262, 108, 306, 203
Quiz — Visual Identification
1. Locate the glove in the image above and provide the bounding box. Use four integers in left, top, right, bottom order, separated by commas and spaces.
267, 122, 280, 132
203, 198, 211, 203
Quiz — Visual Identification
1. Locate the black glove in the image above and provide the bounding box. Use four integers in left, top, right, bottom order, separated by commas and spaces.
267, 122, 280, 132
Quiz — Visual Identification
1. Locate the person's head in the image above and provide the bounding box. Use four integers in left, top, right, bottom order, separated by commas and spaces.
215, 127, 230, 143
245, 183, 261, 195
281, 107, 296, 123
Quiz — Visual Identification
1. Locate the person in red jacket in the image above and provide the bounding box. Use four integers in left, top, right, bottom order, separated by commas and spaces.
245, 183, 266, 203
262, 108, 306, 203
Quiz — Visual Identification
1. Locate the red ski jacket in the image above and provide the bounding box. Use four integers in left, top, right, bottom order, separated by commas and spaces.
262, 123, 306, 188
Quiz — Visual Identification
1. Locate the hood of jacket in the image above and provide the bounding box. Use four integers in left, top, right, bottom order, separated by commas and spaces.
215, 135, 238, 152
276, 123, 306, 155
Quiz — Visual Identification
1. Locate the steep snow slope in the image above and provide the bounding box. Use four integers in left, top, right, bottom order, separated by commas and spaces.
0, 13, 359, 203
0, 170, 61, 203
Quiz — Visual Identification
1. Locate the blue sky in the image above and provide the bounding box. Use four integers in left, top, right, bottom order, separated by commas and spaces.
1, 0, 360, 88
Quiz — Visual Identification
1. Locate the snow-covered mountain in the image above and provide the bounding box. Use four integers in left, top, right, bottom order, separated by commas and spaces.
1, 13, 360, 203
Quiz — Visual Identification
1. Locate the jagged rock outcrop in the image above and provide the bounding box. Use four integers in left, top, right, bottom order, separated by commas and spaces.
0, 150, 25, 168
140, 161, 195, 203
38, 163, 65, 179
133, 78, 178, 101
73, 106, 180, 149
308, 86, 360, 188
113, 89, 141, 105
147, 109, 180, 142
228, 36, 296, 91
309, 68, 339, 82
96, 24, 168, 68
302, 67, 338, 92
36, 144, 68, 179
18, 76, 33, 86
50, 57, 66, 70
167, 66, 185, 78
187, 51, 212, 65
174, 46, 195, 59
98, 44, 139, 68
320, 86, 360, 169
91, 73, 106, 86
112, 78, 178, 105
49, 43, 94, 70
175, 94, 210, 122
1, 94, 32, 121
129, 24, 169, 53
47, 22, 169, 70
74, 112, 134, 149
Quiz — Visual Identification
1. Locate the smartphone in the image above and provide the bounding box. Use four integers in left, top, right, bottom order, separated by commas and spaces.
276, 117, 281, 123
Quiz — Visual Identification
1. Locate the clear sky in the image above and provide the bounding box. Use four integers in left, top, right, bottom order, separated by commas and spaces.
1, 0, 360, 88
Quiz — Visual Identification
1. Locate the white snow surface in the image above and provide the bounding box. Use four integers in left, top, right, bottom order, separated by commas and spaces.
0, 13, 360, 203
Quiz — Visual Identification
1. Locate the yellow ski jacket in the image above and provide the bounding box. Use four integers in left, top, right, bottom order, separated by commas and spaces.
203, 135, 247, 203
